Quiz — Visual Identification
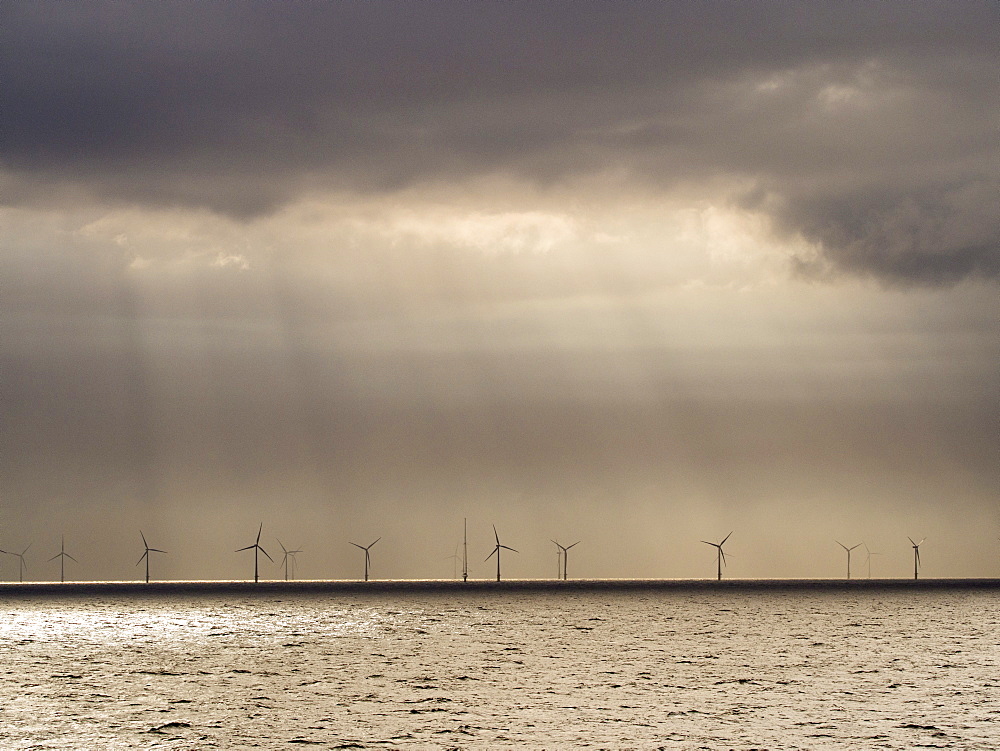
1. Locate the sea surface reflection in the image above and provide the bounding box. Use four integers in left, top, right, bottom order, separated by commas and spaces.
1, 587, 998, 748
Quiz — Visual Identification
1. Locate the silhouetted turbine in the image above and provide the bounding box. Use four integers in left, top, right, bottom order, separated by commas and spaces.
551, 539, 580, 580
485, 525, 517, 582
908, 537, 925, 580
0, 542, 31, 582
349, 538, 380, 581
462, 518, 468, 582
277, 540, 302, 581
236, 523, 272, 583
836, 541, 862, 580
136, 530, 167, 583
701, 532, 732, 580
48, 536, 78, 583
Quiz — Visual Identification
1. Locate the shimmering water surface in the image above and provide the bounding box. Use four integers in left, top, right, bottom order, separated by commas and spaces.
1, 586, 998, 749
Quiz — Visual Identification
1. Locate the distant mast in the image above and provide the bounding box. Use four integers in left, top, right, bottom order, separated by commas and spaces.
462, 518, 468, 582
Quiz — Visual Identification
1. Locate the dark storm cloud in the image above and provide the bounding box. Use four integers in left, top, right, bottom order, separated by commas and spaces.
2, 1, 998, 282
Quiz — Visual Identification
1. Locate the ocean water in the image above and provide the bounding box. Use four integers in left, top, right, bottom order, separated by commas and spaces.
1, 584, 998, 749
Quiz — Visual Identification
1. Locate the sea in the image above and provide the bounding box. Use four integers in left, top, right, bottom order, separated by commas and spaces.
1, 580, 998, 749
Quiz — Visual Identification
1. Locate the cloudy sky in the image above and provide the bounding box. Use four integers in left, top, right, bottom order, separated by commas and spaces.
2, 1, 998, 581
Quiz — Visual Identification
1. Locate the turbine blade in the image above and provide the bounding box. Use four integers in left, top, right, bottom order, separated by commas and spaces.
349, 542, 365, 550
277, 539, 288, 553
256, 523, 263, 545
493, 525, 500, 545
140, 530, 148, 547
700, 540, 715, 547
908, 536, 916, 546
567, 541, 580, 549
720, 531, 733, 545
47, 554, 60, 562
485, 547, 498, 561
259, 547, 274, 562
66, 553, 78, 563
0, 549, 9, 555
500, 545, 518, 553
369, 538, 381, 548
150, 548, 167, 554
136, 553, 147, 566
836, 541, 847, 551
236, 545, 256, 552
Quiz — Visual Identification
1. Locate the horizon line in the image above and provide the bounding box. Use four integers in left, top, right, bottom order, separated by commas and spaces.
2, 577, 999, 596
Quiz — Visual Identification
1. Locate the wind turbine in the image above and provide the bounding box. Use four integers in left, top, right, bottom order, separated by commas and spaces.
276, 540, 302, 581
701, 532, 732, 580
551, 539, 580, 580
136, 530, 167, 583
236, 523, 272, 582
462, 518, 468, 582
0, 543, 31, 582
485, 525, 517, 582
836, 541, 862, 579
862, 542, 881, 579
908, 537, 925, 580
349, 538, 380, 581
48, 536, 78, 583
443, 544, 461, 579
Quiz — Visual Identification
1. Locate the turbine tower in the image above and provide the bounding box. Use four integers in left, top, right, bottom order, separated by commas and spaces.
48, 536, 78, 583
485, 525, 517, 582
908, 537, 925, 580
236, 523, 273, 583
349, 538, 380, 581
701, 532, 732, 581
277, 540, 302, 581
0, 543, 31, 583
551, 539, 580, 580
862, 542, 881, 579
836, 540, 861, 579
462, 518, 468, 582
136, 530, 167, 583
444, 544, 461, 579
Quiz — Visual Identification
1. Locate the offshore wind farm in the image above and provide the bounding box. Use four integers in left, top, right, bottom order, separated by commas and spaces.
1, 2, 998, 748
2, 522, 1000, 589
2, 3, 999, 591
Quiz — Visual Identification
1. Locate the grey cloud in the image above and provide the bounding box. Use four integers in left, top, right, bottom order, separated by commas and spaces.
780, 178, 1000, 284
2, 1, 999, 281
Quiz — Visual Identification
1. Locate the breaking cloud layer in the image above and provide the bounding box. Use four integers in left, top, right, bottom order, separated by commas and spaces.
3, 1, 998, 284
2, 3, 1000, 580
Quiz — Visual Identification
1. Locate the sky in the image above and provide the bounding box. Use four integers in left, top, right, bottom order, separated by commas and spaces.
1, 1, 998, 582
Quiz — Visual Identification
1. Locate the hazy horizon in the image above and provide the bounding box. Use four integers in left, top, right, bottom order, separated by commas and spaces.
2, 2, 998, 582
